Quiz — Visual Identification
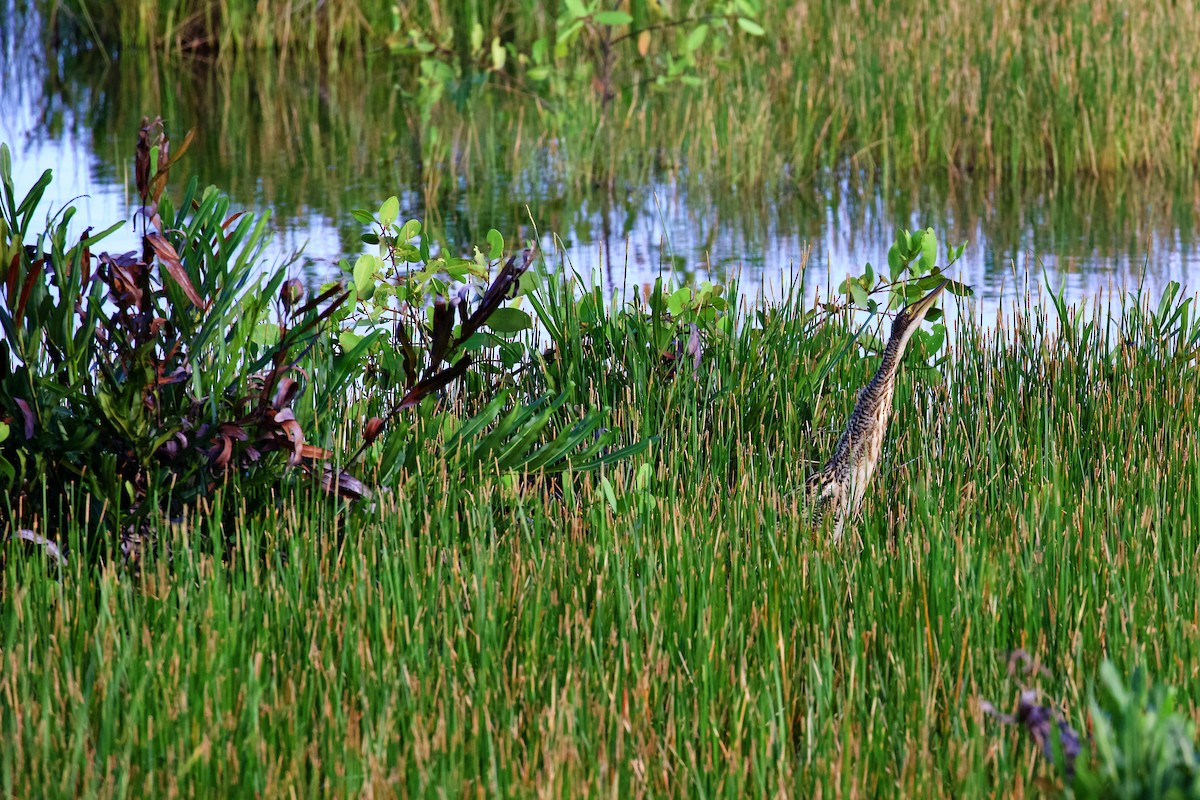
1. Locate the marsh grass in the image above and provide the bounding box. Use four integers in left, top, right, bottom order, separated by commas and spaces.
15, 38, 1200, 308
3, 264, 1199, 797
29, 0, 1200, 183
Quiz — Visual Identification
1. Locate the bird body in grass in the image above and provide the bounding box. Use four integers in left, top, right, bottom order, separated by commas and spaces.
807, 279, 950, 541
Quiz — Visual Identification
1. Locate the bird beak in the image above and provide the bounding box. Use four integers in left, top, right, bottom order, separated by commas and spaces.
906, 278, 951, 319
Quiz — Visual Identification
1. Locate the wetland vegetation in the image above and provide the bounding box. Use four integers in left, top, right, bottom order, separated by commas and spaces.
4, 1, 1200, 797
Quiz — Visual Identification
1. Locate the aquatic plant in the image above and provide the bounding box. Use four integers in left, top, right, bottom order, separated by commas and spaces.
0, 129, 649, 562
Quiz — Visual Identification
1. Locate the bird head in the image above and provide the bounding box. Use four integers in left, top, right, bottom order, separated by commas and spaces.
889, 278, 950, 356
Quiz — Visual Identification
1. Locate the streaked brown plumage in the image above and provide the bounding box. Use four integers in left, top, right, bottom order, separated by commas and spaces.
807, 279, 950, 540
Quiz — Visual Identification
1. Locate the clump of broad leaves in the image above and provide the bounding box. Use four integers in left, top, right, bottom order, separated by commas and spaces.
0, 120, 363, 563
332, 198, 650, 490
980, 652, 1200, 798
1, 124, 649, 567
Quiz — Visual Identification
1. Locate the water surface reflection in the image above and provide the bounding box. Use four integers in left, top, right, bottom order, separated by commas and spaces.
2, 26, 1197, 325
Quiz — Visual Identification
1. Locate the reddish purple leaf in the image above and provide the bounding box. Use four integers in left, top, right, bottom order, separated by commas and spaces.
364, 416, 385, 444
15, 398, 34, 439
146, 234, 205, 309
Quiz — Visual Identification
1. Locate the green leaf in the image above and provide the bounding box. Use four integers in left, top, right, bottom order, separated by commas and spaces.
16, 169, 52, 218
668, 286, 692, 316
0, 143, 11, 190
887, 245, 904, 281
564, 0, 588, 19
927, 323, 946, 352
398, 219, 421, 240
487, 307, 533, 334
378, 196, 400, 228
736, 17, 765, 36
572, 436, 656, 473
909, 229, 924, 259
945, 278, 975, 297
686, 24, 709, 51
594, 10, 633, 25
251, 323, 280, 346
486, 229, 504, 260
600, 476, 619, 513
634, 462, 653, 491
490, 36, 507, 71
0, 421, 8, 445
82, 220, 125, 247
350, 208, 376, 225
1099, 661, 1130, 707
920, 227, 937, 272
353, 254, 378, 300
458, 332, 494, 353
849, 282, 869, 307
863, 262, 874, 286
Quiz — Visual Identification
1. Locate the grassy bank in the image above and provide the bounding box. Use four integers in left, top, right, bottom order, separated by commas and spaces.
4, 260, 1200, 795
30, 0, 1200, 183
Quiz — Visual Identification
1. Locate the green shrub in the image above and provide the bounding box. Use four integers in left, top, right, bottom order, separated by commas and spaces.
1071, 663, 1200, 799
1, 130, 651, 563
0, 129, 360, 560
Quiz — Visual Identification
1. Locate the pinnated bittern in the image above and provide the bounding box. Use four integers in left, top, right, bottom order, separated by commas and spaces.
807, 279, 950, 541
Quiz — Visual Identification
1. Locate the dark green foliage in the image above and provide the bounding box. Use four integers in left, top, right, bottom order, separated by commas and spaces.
0, 139, 652, 561
0, 134, 362, 555
1071, 664, 1200, 799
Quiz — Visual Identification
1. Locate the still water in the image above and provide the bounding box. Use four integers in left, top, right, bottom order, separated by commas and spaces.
3, 28, 1198, 324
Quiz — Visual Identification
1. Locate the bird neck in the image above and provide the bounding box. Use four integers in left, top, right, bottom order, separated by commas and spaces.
881, 328, 910, 374
863, 326, 912, 398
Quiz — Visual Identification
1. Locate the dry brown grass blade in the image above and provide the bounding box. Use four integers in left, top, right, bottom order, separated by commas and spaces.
293, 282, 348, 316
135, 116, 163, 204
209, 434, 234, 468
99, 252, 145, 308
146, 233, 206, 309
273, 409, 305, 466
150, 128, 195, 205
319, 464, 369, 500
364, 417, 384, 444
221, 212, 246, 230
271, 377, 300, 411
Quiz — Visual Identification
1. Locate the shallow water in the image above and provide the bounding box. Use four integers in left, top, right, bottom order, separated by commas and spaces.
3, 18, 1198, 325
